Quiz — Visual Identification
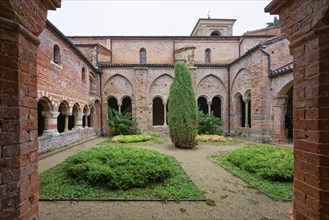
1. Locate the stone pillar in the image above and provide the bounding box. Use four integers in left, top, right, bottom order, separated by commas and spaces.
74, 112, 83, 129
273, 96, 288, 143
84, 113, 89, 128
266, 1, 329, 219
163, 101, 167, 126
243, 98, 250, 127
118, 104, 121, 114
0, 1, 61, 219
64, 114, 69, 132
207, 101, 212, 115
42, 111, 60, 136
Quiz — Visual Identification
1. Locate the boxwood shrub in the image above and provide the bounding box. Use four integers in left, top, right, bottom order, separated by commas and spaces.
64, 145, 175, 190
112, 134, 151, 143
226, 145, 293, 181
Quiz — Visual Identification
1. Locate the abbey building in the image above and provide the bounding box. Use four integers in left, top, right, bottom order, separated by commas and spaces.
37, 18, 293, 152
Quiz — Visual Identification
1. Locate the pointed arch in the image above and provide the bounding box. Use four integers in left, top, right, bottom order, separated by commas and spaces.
149, 74, 173, 104
104, 74, 134, 102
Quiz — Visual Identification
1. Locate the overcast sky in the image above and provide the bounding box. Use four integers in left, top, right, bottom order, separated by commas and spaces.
48, 0, 275, 36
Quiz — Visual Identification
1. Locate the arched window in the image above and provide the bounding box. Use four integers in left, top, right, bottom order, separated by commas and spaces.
211, 97, 221, 118
153, 97, 164, 126
197, 97, 208, 114
82, 67, 86, 83
53, 44, 60, 64
210, 31, 221, 37
205, 49, 211, 63
140, 48, 146, 64
121, 97, 132, 115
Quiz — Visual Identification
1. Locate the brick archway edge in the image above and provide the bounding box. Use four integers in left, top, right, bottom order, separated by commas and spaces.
0, 1, 61, 219
266, 1, 329, 219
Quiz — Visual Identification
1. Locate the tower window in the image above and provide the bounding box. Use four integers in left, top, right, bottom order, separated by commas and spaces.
140, 48, 146, 64
211, 31, 221, 37
205, 48, 211, 63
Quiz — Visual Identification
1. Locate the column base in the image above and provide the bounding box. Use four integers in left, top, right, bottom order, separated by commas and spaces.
42, 129, 60, 137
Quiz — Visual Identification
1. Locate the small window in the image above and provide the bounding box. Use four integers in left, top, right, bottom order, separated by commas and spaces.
82, 67, 86, 83
205, 48, 211, 63
53, 44, 60, 64
211, 31, 221, 37
140, 48, 146, 64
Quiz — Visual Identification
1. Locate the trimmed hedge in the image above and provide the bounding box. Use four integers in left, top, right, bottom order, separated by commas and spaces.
226, 145, 293, 181
111, 134, 151, 143
64, 145, 175, 190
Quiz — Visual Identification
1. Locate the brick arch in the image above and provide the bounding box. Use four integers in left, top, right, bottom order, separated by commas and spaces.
58, 100, 70, 115
232, 91, 243, 101
37, 90, 57, 110
149, 74, 173, 104
196, 74, 226, 100
104, 74, 134, 102
278, 81, 293, 96
38, 96, 53, 112
231, 69, 251, 96
243, 89, 251, 100
197, 94, 210, 102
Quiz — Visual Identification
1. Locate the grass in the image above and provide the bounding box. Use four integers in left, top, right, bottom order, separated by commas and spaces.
39, 145, 204, 200
210, 144, 293, 200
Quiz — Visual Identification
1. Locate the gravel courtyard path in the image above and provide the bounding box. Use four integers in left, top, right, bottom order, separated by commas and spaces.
39, 137, 291, 220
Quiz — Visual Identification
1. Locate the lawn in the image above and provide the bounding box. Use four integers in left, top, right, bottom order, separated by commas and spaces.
210, 144, 293, 200
39, 145, 204, 200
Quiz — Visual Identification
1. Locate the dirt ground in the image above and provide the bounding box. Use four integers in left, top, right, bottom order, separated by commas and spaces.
39, 137, 291, 220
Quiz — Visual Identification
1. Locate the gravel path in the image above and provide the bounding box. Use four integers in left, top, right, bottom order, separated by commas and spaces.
39, 137, 291, 219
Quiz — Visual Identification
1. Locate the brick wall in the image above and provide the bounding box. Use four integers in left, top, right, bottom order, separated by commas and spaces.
0, 1, 60, 219
266, 0, 329, 219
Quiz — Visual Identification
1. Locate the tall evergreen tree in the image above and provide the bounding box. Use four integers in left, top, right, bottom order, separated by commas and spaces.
168, 61, 198, 148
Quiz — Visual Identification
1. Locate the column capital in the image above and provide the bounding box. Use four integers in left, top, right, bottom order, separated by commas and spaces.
42, 111, 60, 118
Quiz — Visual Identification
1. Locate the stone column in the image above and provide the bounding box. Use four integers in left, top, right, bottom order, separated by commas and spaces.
266, 1, 329, 219
207, 101, 212, 115
74, 112, 83, 129
0, 1, 60, 219
64, 113, 71, 132
118, 104, 122, 114
273, 96, 288, 143
42, 111, 60, 136
84, 113, 89, 128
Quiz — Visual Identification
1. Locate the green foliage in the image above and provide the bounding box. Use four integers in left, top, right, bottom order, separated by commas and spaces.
64, 145, 174, 190
108, 108, 139, 135
266, 16, 280, 27
39, 145, 204, 200
168, 61, 198, 148
197, 111, 223, 135
210, 147, 293, 200
226, 145, 293, 181
112, 134, 151, 143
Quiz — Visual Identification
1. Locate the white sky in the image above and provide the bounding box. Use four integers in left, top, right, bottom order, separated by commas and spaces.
48, 0, 275, 36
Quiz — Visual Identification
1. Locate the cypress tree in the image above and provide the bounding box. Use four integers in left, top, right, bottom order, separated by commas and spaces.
168, 61, 198, 148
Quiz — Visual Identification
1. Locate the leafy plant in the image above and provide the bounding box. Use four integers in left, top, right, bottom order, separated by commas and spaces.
196, 135, 232, 142
112, 134, 151, 143
226, 145, 293, 181
168, 61, 198, 149
197, 111, 223, 135
64, 145, 175, 190
108, 108, 139, 135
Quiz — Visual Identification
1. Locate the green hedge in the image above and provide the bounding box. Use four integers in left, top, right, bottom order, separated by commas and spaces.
112, 134, 151, 143
64, 146, 175, 190
226, 145, 293, 181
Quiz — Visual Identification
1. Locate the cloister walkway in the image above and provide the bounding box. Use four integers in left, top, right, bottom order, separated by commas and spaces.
39, 137, 291, 219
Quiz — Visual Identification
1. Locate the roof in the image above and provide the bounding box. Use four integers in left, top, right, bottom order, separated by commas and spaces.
269, 62, 293, 78
46, 20, 99, 73
230, 35, 286, 65
98, 63, 174, 68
